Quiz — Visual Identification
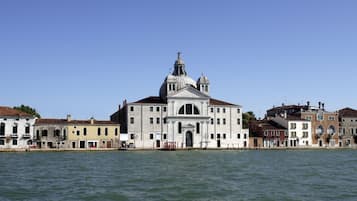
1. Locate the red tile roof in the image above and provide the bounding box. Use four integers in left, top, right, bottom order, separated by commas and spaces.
210, 98, 237, 106
35, 118, 118, 125
0, 106, 33, 117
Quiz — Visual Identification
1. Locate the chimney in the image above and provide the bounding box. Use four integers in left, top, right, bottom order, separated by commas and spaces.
118, 104, 121, 111
90, 117, 94, 125
284, 110, 287, 119
307, 101, 310, 107
322, 103, 325, 110
318, 101, 321, 109
66, 114, 72, 122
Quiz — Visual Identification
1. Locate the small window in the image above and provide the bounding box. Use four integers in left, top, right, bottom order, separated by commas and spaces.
150, 107, 153, 112
237, 133, 240, 139
217, 134, 221, 139
0, 139, 4, 145
217, 108, 220, 113
163, 134, 167, 139
42, 130, 48, 137
163, 107, 167, 112
223, 108, 226, 113
130, 117, 134, 124
211, 108, 214, 113
223, 118, 226, 125
163, 118, 167, 124
115, 128, 118, 136
105, 128, 108, 136
186, 104, 192, 115
237, 108, 240, 113
178, 122, 182, 134
12, 139, 17, 145
217, 118, 220, 125
13, 125, 18, 134
83, 128, 87, 136
328, 116, 335, 121
303, 123, 308, 130
77, 130, 80, 136
130, 134, 135, 139
150, 133, 154, 140
25, 125, 30, 134
97, 128, 101, 136
237, 119, 241, 125
211, 134, 214, 139
290, 123, 296, 129
156, 107, 160, 112
130, 106, 134, 112
210, 118, 214, 125
196, 122, 200, 134
244, 134, 247, 139
150, 118, 153, 124
223, 133, 226, 139
156, 118, 160, 124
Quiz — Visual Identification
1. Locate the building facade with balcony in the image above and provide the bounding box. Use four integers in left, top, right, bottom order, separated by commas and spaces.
0, 106, 36, 149
111, 53, 247, 149
34, 115, 120, 149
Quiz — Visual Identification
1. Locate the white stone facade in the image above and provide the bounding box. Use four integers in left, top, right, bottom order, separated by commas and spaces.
114, 53, 248, 149
0, 107, 36, 149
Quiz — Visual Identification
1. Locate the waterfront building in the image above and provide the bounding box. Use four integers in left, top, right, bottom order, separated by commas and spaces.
111, 53, 248, 149
338, 108, 357, 147
34, 115, 120, 149
249, 120, 287, 148
267, 102, 339, 147
0, 106, 36, 149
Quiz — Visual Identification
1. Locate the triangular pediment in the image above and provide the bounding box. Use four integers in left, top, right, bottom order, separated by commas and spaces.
168, 86, 210, 99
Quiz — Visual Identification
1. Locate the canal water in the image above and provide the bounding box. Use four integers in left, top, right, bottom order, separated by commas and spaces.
0, 150, 356, 201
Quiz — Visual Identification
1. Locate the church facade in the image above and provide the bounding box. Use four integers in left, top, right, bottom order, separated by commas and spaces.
111, 53, 248, 149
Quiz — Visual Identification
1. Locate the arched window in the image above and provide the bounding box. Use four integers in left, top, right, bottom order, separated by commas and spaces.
316, 125, 324, 135
97, 128, 101, 136
179, 106, 184, 114
194, 106, 200, 115
178, 122, 182, 134
328, 125, 335, 135
0, 123, 5, 136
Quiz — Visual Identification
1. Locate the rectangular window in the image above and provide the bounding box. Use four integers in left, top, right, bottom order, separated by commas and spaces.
130, 117, 134, 124
150, 107, 153, 112
186, 104, 192, 115
130, 134, 135, 139
178, 122, 182, 134
163, 134, 167, 139
211, 108, 214, 113
217, 108, 220, 113
156, 118, 160, 124
223, 133, 226, 139
302, 123, 308, 130
211, 134, 214, 139
244, 134, 247, 139
105, 128, 108, 136
156, 107, 160, 112
237, 108, 240, 113
0, 139, 4, 145
305, 116, 312, 121
163, 118, 167, 124
317, 114, 323, 121
13, 125, 18, 134
328, 116, 335, 121
12, 139, 17, 145
150, 133, 153, 140
130, 106, 134, 112
42, 130, 48, 137
210, 118, 214, 125
83, 128, 87, 135
76, 130, 80, 136
223, 108, 226, 113
217, 134, 221, 139
25, 126, 30, 134
290, 123, 296, 129
303, 132, 308, 138
217, 118, 220, 125
223, 118, 226, 125
115, 128, 118, 136
163, 107, 167, 112
97, 128, 101, 136
196, 122, 200, 134
150, 117, 153, 124
238, 133, 241, 139
291, 132, 296, 138
237, 119, 241, 125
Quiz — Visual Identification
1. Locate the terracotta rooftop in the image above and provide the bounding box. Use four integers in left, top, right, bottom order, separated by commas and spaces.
285, 115, 307, 121
35, 118, 118, 125
210, 98, 237, 106
252, 120, 287, 130
339, 107, 357, 118
0, 106, 33, 117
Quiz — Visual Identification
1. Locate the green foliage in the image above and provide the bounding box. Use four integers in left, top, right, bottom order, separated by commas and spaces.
13, 104, 41, 118
243, 111, 256, 129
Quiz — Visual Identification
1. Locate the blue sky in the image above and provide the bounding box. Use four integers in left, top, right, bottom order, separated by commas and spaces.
1, 0, 356, 119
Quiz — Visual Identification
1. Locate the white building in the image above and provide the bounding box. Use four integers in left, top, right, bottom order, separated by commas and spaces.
272, 115, 312, 147
111, 53, 248, 149
0, 106, 36, 149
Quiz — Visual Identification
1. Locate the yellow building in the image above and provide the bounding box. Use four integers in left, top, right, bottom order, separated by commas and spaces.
34, 115, 120, 149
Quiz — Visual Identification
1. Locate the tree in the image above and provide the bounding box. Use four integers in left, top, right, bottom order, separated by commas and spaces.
13, 104, 41, 118
243, 111, 256, 129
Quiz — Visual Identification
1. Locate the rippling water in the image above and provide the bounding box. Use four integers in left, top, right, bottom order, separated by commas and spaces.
0, 150, 357, 201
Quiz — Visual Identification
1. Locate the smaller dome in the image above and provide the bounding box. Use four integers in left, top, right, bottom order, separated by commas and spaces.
197, 75, 209, 84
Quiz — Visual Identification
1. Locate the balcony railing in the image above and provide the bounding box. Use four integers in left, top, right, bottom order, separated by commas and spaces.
11, 133, 18, 138
23, 134, 31, 138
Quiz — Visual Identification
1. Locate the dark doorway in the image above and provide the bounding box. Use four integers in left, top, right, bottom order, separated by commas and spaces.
354, 136, 357, 144
80, 141, 85, 148
254, 138, 258, 147
277, 141, 280, 147
217, 140, 221, 148
72, 142, 76, 148
107, 141, 112, 148
186, 131, 193, 147
319, 140, 322, 147
156, 140, 160, 148
47, 142, 53, 148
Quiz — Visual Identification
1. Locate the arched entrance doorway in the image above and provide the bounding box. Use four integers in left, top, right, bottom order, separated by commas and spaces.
186, 131, 193, 147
